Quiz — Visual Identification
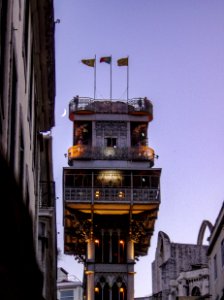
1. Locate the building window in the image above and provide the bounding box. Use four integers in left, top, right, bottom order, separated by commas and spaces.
25, 177, 30, 209
185, 285, 190, 296
60, 290, 74, 300
214, 254, 217, 279
38, 222, 47, 262
19, 125, 24, 188
221, 239, 224, 267
9, 54, 18, 168
105, 137, 117, 148
28, 44, 33, 125
191, 286, 201, 296
23, 0, 29, 66
0, 0, 8, 134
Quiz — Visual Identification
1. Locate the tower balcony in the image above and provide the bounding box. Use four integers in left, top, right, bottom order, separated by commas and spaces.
67, 145, 155, 166
64, 186, 160, 204
69, 97, 153, 121
63, 169, 161, 207
63, 168, 161, 257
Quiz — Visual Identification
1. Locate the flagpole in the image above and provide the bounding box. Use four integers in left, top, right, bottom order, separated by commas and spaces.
94, 54, 96, 99
127, 56, 129, 100
110, 56, 112, 100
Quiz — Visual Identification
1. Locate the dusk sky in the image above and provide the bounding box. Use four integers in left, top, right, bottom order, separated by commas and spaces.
53, 1, 224, 296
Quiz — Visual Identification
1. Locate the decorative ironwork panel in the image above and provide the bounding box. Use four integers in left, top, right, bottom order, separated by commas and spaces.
94, 264, 128, 273
64, 187, 159, 203
65, 188, 92, 201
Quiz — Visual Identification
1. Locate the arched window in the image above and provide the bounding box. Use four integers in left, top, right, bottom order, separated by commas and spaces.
94, 282, 101, 300
103, 283, 110, 300
221, 239, 224, 266
191, 286, 201, 296
119, 283, 127, 300
114, 278, 127, 300
112, 282, 119, 300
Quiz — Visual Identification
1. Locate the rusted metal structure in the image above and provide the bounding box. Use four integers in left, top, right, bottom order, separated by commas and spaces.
63, 97, 161, 300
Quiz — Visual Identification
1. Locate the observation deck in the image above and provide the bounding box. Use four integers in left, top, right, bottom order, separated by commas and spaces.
69, 97, 153, 121
63, 168, 161, 207
67, 145, 155, 167
63, 167, 161, 257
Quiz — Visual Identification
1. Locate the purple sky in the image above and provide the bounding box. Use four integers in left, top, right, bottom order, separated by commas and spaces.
53, 0, 224, 296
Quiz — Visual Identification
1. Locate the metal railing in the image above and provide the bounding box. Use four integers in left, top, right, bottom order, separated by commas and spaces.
68, 145, 155, 163
64, 187, 160, 203
128, 98, 153, 115
69, 97, 153, 116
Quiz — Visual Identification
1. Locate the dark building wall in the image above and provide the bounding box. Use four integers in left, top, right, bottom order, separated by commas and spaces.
0, 1, 56, 299
0, 151, 44, 300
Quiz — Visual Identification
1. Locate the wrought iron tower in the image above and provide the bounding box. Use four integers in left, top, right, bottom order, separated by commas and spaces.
63, 97, 161, 300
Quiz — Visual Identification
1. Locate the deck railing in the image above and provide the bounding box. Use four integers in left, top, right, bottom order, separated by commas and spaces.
64, 187, 160, 203
69, 97, 153, 116
68, 145, 155, 164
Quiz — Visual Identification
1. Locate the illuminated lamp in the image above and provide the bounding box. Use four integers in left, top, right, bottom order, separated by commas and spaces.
85, 270, 94, 275
97, 170, 122, 185
104, 147, 115, 157
95, 191, 100, 198
118, 191, 124, 198
67, 145, 85, 159
139, 146, 154, 159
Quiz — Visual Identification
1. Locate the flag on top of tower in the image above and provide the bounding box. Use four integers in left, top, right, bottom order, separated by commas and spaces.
117, 57, 128, 66
81, 58, 95, 67
100, 56, 112, 64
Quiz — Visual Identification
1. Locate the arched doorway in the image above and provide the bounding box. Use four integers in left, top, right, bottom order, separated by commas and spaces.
191, 286, 201, 296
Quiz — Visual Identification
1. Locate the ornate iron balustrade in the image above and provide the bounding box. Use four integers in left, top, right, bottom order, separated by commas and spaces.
128, 97, 153, 116
68, 145, 155, 163
94, 264, 128, 272
64, 187, 160, 203
65, 188, 92, 202
69, 97, 153, 116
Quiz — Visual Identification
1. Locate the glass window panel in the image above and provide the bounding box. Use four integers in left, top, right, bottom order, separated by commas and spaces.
60, 289, 74, 300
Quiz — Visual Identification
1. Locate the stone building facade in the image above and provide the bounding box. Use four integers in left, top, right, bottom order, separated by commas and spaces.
151, 203, 224, 300
151, 231, 209, 299
0, 0, 56, 299
207, 202, 224, 300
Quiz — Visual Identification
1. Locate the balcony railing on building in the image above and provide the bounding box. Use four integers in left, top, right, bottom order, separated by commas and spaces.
40, 181, 55, 208
63, 172, 160, 204
64, 187, 159, 203
69, 97, 153, 119
68, 145, 155, 166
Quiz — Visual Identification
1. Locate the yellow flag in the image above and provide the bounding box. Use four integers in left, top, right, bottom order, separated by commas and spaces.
81, 59, 95, 67
117, 57, 128, 66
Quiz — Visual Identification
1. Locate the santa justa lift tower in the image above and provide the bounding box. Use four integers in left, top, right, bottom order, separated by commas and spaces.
63, 97, 161, 300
